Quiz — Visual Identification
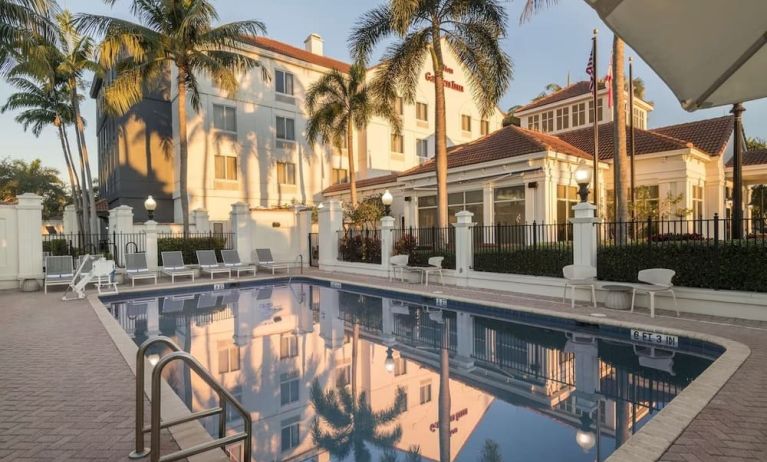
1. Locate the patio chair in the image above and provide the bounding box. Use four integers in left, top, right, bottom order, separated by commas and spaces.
160, 251, 195, 283
562, 264, 597, 309
631, 268, 679, 318
221, 249, 256, 277
389, 254, 409, 282
255, 248, 300, 275
44, 255, 74, 293
421, 256, 445, 287
125, 253, 157, 287
196, 250, 231, 280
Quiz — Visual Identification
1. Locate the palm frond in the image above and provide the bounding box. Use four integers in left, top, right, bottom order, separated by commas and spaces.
349, 4, 394, 64
519, 0, 559, 24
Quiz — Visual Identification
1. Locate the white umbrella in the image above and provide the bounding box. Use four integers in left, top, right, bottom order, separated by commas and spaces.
585, 0, 767, 111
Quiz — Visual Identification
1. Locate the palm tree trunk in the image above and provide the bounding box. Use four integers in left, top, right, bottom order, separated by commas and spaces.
62, 125, 85, 230
70, 83, 98, 237
351, 322, 359, 402
438, 319, 451, 462
177, 72, 191, 236
347, 119, 357, 205
431, 27, 449, 229
69, 112, 91, 242
57, 122, 84, 232
612, 36, 629, 226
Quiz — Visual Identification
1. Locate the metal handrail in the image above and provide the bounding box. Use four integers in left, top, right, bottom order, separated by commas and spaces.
129, 337, 252, 462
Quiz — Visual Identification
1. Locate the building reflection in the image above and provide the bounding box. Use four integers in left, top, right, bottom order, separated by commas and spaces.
107, 284, 715, 462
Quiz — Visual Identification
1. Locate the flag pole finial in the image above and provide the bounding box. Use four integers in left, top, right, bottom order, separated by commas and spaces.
593, 28, 598, 37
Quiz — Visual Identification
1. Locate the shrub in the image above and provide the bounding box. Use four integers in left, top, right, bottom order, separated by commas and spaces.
393, 234, 455, 268
158, 236, 228, 265
473, 247, 572, 277
338, 234, 382, 264
649, 233, 704, 242
43, 238, 69, 255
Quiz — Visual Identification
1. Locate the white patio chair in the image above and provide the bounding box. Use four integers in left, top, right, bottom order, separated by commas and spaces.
125, 253, 157, 287
421, 256, 445, 287
221, 250, 256, 277
44, 256, 74, 293
255, 248, 300, 274
196, 250, 231, 280
631, 268, 679, 318
161, 251, 195, 283
562, 264, 597, 309
389, 254, 409, 282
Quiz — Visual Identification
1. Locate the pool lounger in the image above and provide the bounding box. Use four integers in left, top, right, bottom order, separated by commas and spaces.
44, 256, 75, 293
196, 250, 231, 280
160, 251, 196, 283
221, 250, 256, 277
125, 253, 158, 287
255, 248, 299, 275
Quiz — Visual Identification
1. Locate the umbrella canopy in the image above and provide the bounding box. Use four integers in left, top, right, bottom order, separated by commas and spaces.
586, 0, 767, 111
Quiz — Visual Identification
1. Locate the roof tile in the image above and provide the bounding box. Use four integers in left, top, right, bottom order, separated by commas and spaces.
516, 81, 606, 113
652, 115, 733, 156
726, 149, 767, 167
238, 36, 351, 72
322, 173, 398, 194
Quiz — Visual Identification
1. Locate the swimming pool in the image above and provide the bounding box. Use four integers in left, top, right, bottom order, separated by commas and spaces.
103, 278, 722, 462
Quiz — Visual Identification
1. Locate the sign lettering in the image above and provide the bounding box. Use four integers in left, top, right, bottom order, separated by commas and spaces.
425, 72, 464, 93
630, 329, 678, 348
429, 408, 468, 432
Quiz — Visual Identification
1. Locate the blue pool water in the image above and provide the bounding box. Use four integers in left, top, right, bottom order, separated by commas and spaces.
103, 279, 721, 462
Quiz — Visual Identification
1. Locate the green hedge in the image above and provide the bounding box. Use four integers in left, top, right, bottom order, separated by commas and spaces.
598, 242, 767, 292
158, 237, 228, 265
338, 235, 382, 264
473, 247, 573, 277
43, 238, 69, 255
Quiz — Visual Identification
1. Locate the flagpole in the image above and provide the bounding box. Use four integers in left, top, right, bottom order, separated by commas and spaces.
629, 56, 636, 219
592, 29, 599, 212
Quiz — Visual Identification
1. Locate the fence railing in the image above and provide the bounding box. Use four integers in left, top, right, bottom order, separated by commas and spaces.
472, 222, 573, 277
337, 228, 382, 264
157, 232, 235, 265
392, 226, 456, 269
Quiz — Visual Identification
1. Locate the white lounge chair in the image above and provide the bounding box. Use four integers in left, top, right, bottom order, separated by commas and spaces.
420, 256, 445, 287
125, 253, 157, 287
389, 254, 409, 282
631, 268, 679, 318
196, 250, 231, 280
44, 256, 74, 293
562, 264, 597, 309
255, 248, 300, 275
221, 250, 256, 277
161, 251, 195, 283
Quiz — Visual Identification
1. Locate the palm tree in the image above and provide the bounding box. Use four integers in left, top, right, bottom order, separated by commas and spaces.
75, 0, 267, 236
0, 0, 55, 68
306, 62, 401, 206
351, 0, 512, 228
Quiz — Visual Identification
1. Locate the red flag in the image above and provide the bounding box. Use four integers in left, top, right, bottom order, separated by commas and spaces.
605, 56, 613, 108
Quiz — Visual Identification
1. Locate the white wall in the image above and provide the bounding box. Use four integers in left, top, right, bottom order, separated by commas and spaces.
0, 203, 20, 289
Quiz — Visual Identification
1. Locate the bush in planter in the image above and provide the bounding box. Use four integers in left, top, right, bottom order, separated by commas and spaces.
472, 247, 572, 277
158, 236, 228, 265
339, 234, 382, 264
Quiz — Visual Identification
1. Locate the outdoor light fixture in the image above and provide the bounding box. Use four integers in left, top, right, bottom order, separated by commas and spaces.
574, 165, 593, 203
382, 189, 393, 216
147, 354, 160, 367
144, 195, 157, 220
317, 202, 324, 209
575, 412, 596, 452
384, 346, 395, 373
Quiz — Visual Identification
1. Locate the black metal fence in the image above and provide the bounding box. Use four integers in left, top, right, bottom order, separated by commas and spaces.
337, 228, 382, 264
392, 226, 456, 269
472, 222, 573, 277
42, 232, 146, 267
157, 232, 235, 265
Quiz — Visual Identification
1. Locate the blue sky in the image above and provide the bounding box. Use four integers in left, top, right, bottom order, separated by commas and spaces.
2, 0, 765, 175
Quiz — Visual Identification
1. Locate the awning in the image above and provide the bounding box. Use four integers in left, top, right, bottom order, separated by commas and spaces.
585, 0, 767, 111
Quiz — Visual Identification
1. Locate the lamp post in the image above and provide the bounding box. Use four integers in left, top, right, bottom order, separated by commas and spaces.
382, 189, 393, 217
575, 164, 594, 203
144, 195, 157, 221
384, 346, 395, 373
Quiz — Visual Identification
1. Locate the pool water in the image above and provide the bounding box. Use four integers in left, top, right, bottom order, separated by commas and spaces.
104, 279, 720, 462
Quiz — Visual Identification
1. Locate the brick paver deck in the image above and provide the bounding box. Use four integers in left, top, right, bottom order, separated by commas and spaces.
1, 270, 766, 461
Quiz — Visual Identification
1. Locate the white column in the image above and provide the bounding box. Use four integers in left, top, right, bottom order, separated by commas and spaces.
16, 193, 43, 290
571, 202, 598, 268
380, 215, 395, 272
318, 200, 343, 266
147, 300, 160, 337
230, 202, 253, 263
112, 205, 135, 233
294, 207, 312, 267
191, 209, 210, 233
482, 184, 494, 244
63, 204, 78, 235
454, 312, 475, 369
381, 299, 396, 346
319, 286, 345, 350
144, 220, 159, 271
453, 210, 474, 287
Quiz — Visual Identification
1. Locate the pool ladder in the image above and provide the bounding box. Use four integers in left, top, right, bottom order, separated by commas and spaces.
129, 336, 252, 462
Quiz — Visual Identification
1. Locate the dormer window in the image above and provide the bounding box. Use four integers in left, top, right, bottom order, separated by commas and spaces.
541, 111, 554, 133
556, 107, 569, 131
527, 114, 540, 131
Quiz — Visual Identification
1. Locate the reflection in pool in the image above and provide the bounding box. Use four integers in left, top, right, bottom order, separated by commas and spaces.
106, 281, 718, 462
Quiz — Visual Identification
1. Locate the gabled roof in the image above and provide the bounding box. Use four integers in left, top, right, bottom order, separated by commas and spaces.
726, 149, 767, 167
238, 36, 351, 73
516, 81, 607, 113
322, 173, 398, 194
651, 116, 733, 157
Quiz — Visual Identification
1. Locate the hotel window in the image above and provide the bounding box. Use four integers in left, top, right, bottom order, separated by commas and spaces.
692, 185, 704, 221
450, 190, 483, 225
280, 334, 298, 359
391, 133, 404, 154
214, 153, 238, 181
494, 186, 525, 224
275, 70, 294, 95
336, 364, 351, 388
461, 114, 472, 133
556, 107, 570, 131
280, 371, 300, 406
276, 162, 296, 185
280, 419, 300, 452
331, 168, 348, 184
394, 96, 404, 115
217, 341, 240, 374
480, 119, 490, 136
572, 103, 586, 126
527, 114, 540, 131
212, 104, 237, 133
541, 110, 554, 132
556, 185, 580, 225
635, 185, 660, 218
276, 116, 295, 141
419, 382, 432, 405
416, 102, 428, 122
588, 98, 604, 123
394, 357, 407, 376
416, 139, 429, 159
632, 107, 646, 129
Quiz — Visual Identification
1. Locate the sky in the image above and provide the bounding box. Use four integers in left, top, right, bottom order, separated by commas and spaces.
1, 0, 765, 176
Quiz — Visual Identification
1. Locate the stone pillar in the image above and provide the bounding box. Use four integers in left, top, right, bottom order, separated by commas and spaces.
454, 312, 475, 369
191, 209, 210, 233
230, 202, 253, 263
147, 300, 160, 337
110, 205, 135, 233
63, 204, 78, 236
318, 200, 343, 266
143, 220, 159, 271
453, 210, 474, 287
381, 299, 396, 346
319, 286, 345, 350
571, 202, 599, 268
294, 207, 313, 267
16, 193, 44, 290
380, 215, 395, 272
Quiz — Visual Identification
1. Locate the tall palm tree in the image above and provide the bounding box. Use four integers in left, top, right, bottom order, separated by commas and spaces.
0, 0, 55, 68
306, 62, 401, 206
351, 0, 512, 228
75, 0, 267, 236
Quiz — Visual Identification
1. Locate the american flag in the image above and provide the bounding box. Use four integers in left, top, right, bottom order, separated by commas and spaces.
586, 44, 596, 91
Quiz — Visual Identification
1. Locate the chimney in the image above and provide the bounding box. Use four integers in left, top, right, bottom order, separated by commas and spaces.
304, 33, 324, 56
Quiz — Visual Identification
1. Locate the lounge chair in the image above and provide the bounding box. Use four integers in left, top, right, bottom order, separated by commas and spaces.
221, 250, 256, 277
389, 254, 409, 282
44, 256, 74, 293
125, 253, 157, 287
161, 251, 195, 283
255, 248, 300, 275
562, 264, 597, 309
196, 250, 231, 280
631, 268, 679, 318
420, 256, 445, 287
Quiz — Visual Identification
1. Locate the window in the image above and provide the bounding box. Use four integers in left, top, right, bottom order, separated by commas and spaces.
280, 371, 300, 406
213, 105, 236, 132
541, 111, 554, 132
556, 185, 579, 225
419, 190, 483, 226
416, 139, 429, 159
419, 383, 432, 404
214, 154, 237, 181
416, 102, 428, 122
391, 133, 404, 153
217, 341, 240, 374
394, 96, 404, 115
692, 185, 704, 220
336, 364, 351, 388
480, 119, 490, 136
331, 168, 348, 184
588, 98, 604, 123
280, 334, 298, 358
275, 70, 294, 95
556, 107, 570, 131
572, 103, 586, 126
635, 185, 660, 219
276, 116, 295, 141
632, 107, 646, 129
461, 114, 472, 133
527, 114, 540, 131
277, 162, 296, 185
281, 420, 300, 452
394, 358, 407, 376
494, 186, 525, 224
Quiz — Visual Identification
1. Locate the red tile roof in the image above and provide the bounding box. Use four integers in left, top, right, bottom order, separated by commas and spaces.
726, 149, 767, 167
516, 81, 607, 113
652, 116, 733, 157
238, 36, 351, 72
322, 173, 399, 194
556, 123, 689, 160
